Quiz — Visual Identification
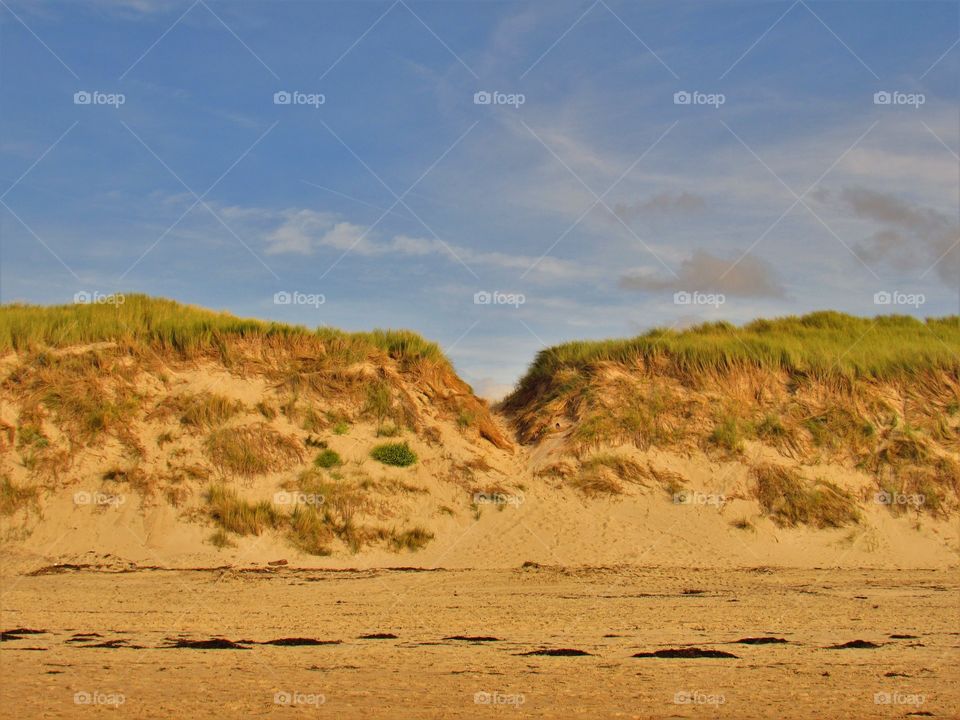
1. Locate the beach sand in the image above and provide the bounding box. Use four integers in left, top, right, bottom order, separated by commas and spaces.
2, 564, 957, 719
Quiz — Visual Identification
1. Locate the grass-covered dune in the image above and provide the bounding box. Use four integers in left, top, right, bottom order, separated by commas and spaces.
0, 296, 515, 557
0, 294, 445, 367
504, 312, 960, 519
0, 295, 510, 455
511, 312, 960, 389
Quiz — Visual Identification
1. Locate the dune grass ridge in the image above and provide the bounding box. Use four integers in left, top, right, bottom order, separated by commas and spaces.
0, 294, 446, 366
504, 312, 960, 518
509, 313, 960, 390
0, 296, 511, 452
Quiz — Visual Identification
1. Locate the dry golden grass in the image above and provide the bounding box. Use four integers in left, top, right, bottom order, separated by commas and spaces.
102, 466, 156, 496
388, 526, 434, 551
752, 464, 859, 528
287, 505, 334, 556
206, 484, 281, 535
152, 392, 244, 430
0, 475, 39, 516
4, 350, 142, 454
570, 453, 647, 496
204, 424, 303, 477
286, 468, 376, 552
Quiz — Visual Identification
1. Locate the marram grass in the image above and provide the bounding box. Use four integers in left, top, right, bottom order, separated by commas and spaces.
0, 294, 446, 366
513, 312, 960, 386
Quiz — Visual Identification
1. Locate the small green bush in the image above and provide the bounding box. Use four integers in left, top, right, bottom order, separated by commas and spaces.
314, 448, 343, 469
371, 442, 417, 467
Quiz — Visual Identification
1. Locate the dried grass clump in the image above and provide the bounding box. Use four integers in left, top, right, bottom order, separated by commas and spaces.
752, 464, 859, 528
388, 526, 434, 551
4, 350, 142, 453
153, 392, 244, 429
0, 475, 40, 516
206, 484, 281, 535
570, 453, 648, 496
205, 424, 303, 477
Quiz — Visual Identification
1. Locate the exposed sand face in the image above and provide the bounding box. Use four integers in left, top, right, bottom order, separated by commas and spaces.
4, 439, 958, 572
2, 566, 957, 719
2, 351, 958, 570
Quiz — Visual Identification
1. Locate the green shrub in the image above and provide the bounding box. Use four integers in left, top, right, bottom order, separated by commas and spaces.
314, 448, 343, 469
370, 442, 417, 467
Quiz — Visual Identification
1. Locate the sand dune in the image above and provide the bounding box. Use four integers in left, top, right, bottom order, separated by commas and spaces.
1, 300, 958, 718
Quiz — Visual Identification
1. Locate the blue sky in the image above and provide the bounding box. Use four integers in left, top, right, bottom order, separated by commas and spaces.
1, 0, 958, 397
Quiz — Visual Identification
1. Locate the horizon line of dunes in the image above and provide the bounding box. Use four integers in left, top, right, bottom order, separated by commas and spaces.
0, 296, 958, 382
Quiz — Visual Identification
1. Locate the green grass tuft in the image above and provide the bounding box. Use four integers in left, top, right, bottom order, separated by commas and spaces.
370, 442, 417, 467
313, 448, 343, 469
